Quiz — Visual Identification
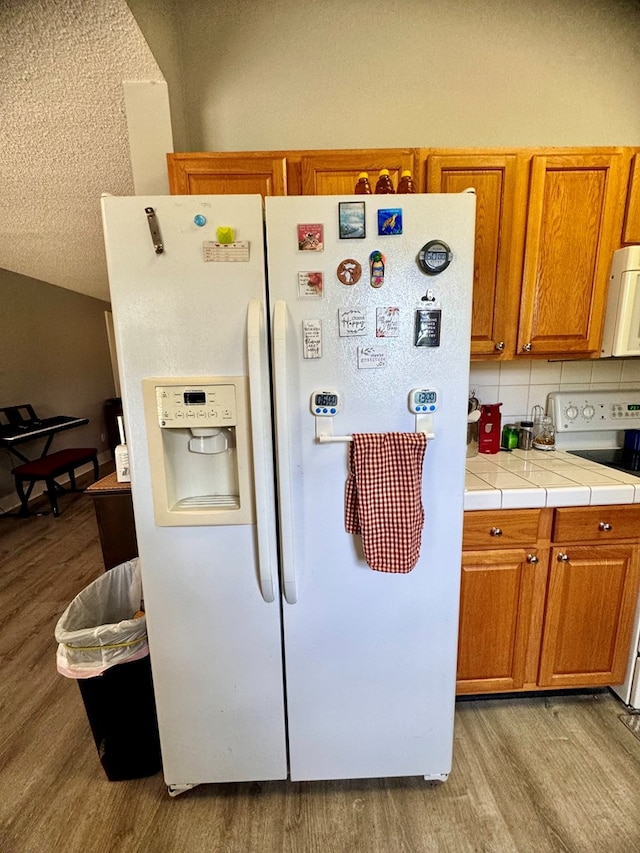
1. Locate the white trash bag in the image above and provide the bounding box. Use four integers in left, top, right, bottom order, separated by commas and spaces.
55, 559, 149, 679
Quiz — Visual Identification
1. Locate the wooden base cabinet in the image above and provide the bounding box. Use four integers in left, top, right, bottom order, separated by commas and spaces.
457, 548, 541, 693
457, 506, 640, 696
538, 545, 640, 688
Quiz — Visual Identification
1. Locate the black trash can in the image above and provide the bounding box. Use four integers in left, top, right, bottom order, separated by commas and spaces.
77, 654, 162, 781
55, 559, 162, 781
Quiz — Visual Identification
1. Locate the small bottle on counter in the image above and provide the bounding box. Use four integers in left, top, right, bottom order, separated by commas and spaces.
354, 172, 372, 194
375, 169, 395, 194
518, 420, 534, 450
396, 170, 416, 193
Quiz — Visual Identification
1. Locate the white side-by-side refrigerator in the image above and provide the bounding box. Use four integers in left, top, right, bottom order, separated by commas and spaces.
101, 191, 475, 794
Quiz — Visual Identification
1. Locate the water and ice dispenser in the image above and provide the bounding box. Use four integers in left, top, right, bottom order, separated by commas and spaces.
142, 378, 254, 527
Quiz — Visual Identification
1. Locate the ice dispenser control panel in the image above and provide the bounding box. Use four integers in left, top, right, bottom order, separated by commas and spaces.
156, 385, 237, 427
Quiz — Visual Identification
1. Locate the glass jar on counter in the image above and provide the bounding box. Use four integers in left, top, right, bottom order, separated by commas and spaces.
518, 420, 534, 450
533, 415, 556, 451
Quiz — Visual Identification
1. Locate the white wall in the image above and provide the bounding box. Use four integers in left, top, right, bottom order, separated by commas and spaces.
168, 0, 640, 151
471, 358, 640, 425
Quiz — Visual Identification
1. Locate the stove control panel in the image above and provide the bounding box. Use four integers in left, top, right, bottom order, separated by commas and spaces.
549, 389, 640, 432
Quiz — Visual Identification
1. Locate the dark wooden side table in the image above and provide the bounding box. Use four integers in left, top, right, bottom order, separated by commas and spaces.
86, 472, 138, 571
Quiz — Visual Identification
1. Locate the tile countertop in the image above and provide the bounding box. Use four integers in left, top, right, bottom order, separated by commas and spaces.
465, 449, 640, 511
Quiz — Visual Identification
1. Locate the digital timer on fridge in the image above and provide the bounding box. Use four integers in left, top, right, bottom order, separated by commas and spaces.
310, 391, 343, 416
418, 240, 452, 275
408, 388, 439, 413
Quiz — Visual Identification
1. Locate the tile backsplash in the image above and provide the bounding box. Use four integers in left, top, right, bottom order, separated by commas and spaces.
469, 358, 640, 424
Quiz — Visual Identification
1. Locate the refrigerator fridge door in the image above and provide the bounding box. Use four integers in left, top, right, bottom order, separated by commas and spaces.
101, 195, 287, 786
266, 193, 475, 781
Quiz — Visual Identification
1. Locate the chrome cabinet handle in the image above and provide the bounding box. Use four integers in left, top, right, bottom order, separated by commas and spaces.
526, 554, 539, 564
490, 527, 503, 537
522, 342, 532, 352
494, 341, 505, 351
598, 522, 612, 531
557, 552, 570, 562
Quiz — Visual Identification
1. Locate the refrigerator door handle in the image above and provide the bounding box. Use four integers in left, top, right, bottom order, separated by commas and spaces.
273, 300, 298, 604
247, 299, 276, 603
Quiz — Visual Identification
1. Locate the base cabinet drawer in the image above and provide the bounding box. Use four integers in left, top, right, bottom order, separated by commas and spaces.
463, 509, 542, 549
552, 504, 640, 543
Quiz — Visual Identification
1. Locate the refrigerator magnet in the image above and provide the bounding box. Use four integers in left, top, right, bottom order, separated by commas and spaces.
358, 346, 387, 369
336, 259, 362, 286
415, 308, 442, 347
369, 251, 385, 288
376, 307, 400, 338
339, 308, 367, 337
338, 202, 366, 239
302, 319, 322, 359
378, 208, 402, 236
298, 224, 324, 251
298, 271, 324, 298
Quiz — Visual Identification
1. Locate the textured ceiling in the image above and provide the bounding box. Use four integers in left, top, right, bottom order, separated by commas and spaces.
0, 0, 163, 302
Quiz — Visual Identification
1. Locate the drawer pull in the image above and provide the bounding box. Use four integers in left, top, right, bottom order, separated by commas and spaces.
526, 554, 539, 564
598, 522, 612, 532
490, 527, 503, 537
557, 552, 570, 562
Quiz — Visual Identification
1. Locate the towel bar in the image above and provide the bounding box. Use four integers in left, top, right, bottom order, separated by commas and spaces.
317, 432, 435, 443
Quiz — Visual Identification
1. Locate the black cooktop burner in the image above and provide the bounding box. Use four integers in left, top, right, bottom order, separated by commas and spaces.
567, 447, 640, 475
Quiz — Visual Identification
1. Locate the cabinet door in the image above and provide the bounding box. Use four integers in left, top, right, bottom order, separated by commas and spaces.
623, 151, 640, 244
517, 152, 626, 357
427, 152, 528, 359
457, 548, 539, 694
538, 545, 640, 688
300, 149, 419, 195
167, 153, 287, 196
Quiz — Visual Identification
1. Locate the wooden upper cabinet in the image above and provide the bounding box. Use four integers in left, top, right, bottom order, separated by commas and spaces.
300, 149, 420, 195
427, 152, 527, 359
622, 151, 640, 244
167, 152, 287, 196
516, 151, 627, 357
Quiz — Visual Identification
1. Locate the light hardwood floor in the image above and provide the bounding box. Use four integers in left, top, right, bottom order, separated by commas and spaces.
1, 474, 640, 853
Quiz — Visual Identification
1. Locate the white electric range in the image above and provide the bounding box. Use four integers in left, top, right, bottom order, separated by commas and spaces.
549, 388, 640, 709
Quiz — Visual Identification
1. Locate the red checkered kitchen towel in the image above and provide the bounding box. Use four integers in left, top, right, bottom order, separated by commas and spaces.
345, 432, 428, 573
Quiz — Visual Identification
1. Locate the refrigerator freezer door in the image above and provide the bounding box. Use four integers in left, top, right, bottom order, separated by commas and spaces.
266, 193, 476, 780
101, 195, 287, 784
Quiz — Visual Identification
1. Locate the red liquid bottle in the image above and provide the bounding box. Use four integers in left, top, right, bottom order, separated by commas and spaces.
397, 170, 416, 193
354, 172, 372, 194
375, 169, 395, 194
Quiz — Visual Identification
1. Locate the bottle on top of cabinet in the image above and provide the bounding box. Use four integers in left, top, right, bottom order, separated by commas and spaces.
397, 170, 416, 193
375, 169, 395, 194
354, 172, 372, 194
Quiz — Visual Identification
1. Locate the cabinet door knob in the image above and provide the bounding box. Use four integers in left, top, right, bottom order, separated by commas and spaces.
490, 527, 503, 536
494, 341, 505, 351
557, 552, 570, 562
522, 342, 532, 352
598, 522, 612, 531
526, 553, 539, 564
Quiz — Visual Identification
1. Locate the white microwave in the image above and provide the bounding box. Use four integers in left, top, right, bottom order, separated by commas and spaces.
601, 245, 640, 357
